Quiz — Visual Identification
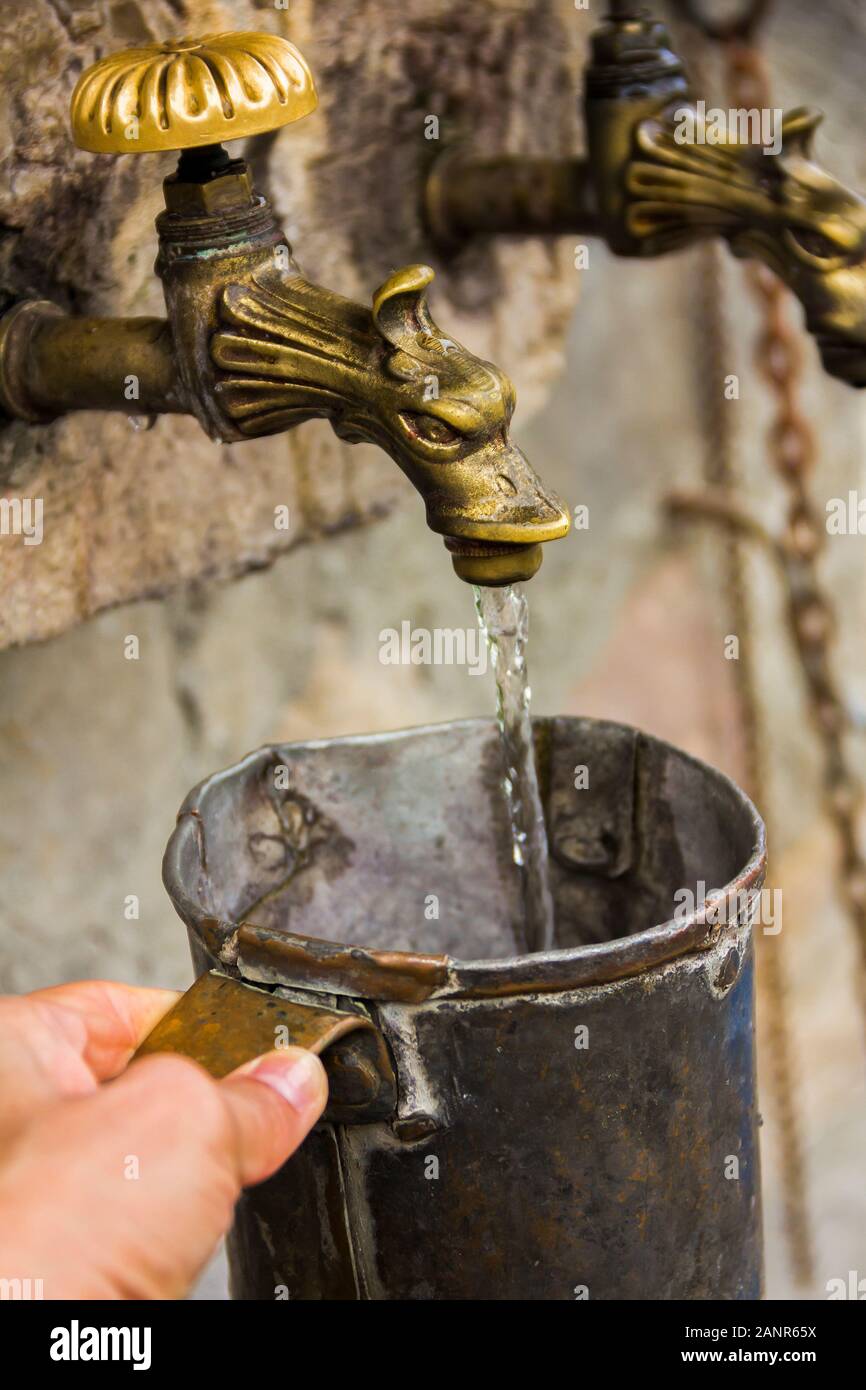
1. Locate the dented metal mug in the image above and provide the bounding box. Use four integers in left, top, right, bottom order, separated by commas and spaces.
142, 717, 766, 1300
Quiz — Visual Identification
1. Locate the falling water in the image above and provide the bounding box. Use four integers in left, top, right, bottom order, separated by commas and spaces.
475, 584, 556, 954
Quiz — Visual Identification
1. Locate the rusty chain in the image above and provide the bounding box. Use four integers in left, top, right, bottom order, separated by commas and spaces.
673, 17, 817, 1287
674, 7, 866, 1286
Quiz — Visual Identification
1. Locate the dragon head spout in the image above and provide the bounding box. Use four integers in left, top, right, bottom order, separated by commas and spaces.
366, 266, 569, 551
212, 262, 570, 582
628, 107, 866, 386
744, 110, 866, 387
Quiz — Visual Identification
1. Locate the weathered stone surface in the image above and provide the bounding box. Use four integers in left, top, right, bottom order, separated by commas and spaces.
0, 0, 583, 648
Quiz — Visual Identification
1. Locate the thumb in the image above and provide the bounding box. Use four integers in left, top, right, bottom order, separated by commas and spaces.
220, 1047, 329, 1187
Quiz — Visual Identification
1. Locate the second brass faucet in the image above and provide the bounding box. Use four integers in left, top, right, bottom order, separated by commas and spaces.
0, 33, 569, 585
426, 2, 866, 389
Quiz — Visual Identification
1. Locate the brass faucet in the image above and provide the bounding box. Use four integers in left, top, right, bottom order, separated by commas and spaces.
0, 33, 569, 585
426, 2, 866, 389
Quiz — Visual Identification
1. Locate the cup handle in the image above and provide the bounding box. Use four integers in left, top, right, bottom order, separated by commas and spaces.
133, 969, 396, 1125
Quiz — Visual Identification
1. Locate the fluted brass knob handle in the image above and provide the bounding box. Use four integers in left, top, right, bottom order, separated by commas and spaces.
70, 32, 317, 154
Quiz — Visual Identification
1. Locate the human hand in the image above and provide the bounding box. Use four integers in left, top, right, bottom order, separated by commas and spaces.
0, 979, 327, 1299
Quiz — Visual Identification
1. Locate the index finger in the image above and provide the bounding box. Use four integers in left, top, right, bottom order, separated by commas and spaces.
0, 980, 180, 1145
25, 980, 182, 1080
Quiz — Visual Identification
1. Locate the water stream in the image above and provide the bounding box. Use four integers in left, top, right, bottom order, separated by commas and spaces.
474, 584, 556, 955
